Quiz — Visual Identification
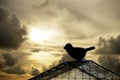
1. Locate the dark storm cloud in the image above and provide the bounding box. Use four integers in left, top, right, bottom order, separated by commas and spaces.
96, 35, 120, 55
0, 74, 7, 78
96, 35, 120, 74
30, 67, 40, 76
0, 6, 27, 49
98, 56, 120, 74
0, 53, 28, 75
0, 6, 9, 21
4, 66, 26, 74
0, 60, 4, 68
2, 53, 17, 67
0, 0, 8, 6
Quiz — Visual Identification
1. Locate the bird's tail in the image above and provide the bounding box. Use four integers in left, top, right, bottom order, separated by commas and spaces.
85, 46, 95, 52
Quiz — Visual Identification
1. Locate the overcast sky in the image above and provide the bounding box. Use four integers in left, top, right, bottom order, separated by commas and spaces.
0, 0, 120, 79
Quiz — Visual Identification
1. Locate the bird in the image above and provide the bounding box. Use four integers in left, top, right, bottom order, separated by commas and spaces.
64, 43, 95, 61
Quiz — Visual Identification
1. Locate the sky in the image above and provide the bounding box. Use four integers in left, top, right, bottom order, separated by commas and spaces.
0, 0, 120, 79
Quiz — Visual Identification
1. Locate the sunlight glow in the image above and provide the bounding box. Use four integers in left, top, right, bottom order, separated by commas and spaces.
29, 28, 57, 43
29, 51, 58, 66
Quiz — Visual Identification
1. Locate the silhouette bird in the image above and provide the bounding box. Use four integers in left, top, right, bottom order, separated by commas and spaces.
64, 43, 95, 61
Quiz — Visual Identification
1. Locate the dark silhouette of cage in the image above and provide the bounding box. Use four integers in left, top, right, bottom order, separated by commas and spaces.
29, 60, 120, 80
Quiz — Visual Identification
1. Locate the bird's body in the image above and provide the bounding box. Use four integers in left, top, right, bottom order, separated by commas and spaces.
64, 43, 95, 61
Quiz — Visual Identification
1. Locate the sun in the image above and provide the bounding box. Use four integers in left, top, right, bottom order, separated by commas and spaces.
29, 28, 52, 43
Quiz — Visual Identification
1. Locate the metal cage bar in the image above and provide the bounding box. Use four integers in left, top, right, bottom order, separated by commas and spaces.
29, 60, 120, 80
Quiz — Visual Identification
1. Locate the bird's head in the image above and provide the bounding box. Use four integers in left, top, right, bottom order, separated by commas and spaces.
64, 43, 73, 50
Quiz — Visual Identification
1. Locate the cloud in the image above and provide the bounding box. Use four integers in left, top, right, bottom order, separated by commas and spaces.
56, 0, 120, 40
0, 74, 9, 80
0, 60, 5, 69
1, 0, 120, 79
0, 6, 9, 21
31, 48, 41, 53
96, 35, 120, 74
96, 35, 120, 55
4, 66, 26, 74
2, 53, 17, 67
0, 52, 33, 75
1, 0, 120, 41
0, 6, 27, 49
0, 0, 101, 40
0, 0, 8, 6
0, 53, 27, 74
98, 55, 120, 74
58, 0, 120, 27
30, 67, 40, 76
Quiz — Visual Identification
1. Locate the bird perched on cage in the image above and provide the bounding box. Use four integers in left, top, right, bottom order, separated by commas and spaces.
64, 43, 95, 61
